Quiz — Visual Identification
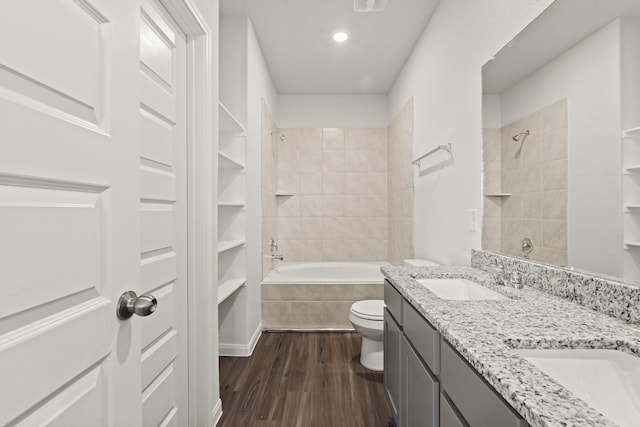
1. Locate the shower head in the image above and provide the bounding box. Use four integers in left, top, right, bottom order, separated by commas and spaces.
271, 130, 286, 141
512, 130, 530, 142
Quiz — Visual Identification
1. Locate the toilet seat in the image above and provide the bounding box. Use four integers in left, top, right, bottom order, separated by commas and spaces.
350, 300, 384, 321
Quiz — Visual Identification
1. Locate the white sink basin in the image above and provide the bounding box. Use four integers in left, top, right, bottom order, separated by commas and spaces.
416, 278, 508, 301
516, 349, 640, 427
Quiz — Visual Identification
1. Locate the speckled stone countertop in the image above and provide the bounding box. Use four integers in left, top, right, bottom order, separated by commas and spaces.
381, 265, 640, 427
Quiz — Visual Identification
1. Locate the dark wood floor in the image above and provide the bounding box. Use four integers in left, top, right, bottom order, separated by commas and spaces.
218, 332, 393, 427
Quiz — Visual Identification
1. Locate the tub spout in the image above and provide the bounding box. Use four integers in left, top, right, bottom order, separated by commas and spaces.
271, 254, 284, 261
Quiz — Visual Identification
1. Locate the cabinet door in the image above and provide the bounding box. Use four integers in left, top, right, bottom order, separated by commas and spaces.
441, 340, 528, 427
441, 393, 468, 427
384, 308, 402, 426
403, 337, 439, 427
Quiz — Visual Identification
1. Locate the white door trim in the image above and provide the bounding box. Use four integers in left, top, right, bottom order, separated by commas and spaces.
156, 2, 218, 426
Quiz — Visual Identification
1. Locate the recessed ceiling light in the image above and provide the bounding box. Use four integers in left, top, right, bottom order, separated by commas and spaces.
333, 32, 348, 42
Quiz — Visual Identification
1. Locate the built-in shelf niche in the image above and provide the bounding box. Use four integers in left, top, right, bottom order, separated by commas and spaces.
484, 193, 512, 197
217, 101, 247, 306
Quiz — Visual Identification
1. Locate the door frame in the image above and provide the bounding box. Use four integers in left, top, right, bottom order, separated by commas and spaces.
156, 1, 219, 426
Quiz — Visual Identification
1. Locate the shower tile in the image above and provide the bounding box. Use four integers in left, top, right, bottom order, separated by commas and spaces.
345, 128, 367, 150
522, 166, 543, 193
300, 173, 323, 195
521, 136, 542, 167
345, 150, 368, 172
280, 128, 300, 149
323, 217, 347, 240
482, 239, 501, 253
522, 192, 543, 219
367, 172, 388, 194
502, 194, 522, 219
368, 217, 389, 240
262, 301, 292, 328
543, 220, 567, 250
298, 150, 323, 173
504, 169, 522, 194
367, 149, 388, 172
482, 217, 501, 241
278, 218, 301, 239
540, 98, 567, 134
367, 128, 388, 151
322, 240, 347, 261
322, 150, 345, 173
300, 195, 323, 217
367, 195, 388, 217
299, 128, 323, 151
323, 128, 345, 150
322, 195, 345, 217
292, 302, 324, 328
288, 285, 324, 301
542, 190, 567, 220
323, 301, 353, 328
543, 128, 568, 162
300, 218, 323, 240
522, 219, 542, 246
278, 172, 301, 194
344, 173, 368, 194
483, 196, 502, 218
344, 195, 369, 217
277, 195, 300, 217
542, 160, 567, 191
322, 172, 345, 194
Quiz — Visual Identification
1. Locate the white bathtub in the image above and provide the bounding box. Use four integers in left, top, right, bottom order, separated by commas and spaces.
262, 261, 389, 285
261, 262, 389, 330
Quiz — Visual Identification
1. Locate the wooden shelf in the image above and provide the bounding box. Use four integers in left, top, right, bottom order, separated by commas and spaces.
217, 240, 245, 253
484, 193, 512, 197
217, 278, 246, 304
219, 101, 246, 134
219, 151, 245, 169
623, 126, 640, 138
218, 201, 245, 207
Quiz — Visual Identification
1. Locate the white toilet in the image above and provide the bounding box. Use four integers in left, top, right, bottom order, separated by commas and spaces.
350, 259, 441, 372
349, 299, 385, 371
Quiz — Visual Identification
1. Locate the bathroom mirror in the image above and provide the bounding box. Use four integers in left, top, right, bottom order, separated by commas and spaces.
481, 0, 640, 282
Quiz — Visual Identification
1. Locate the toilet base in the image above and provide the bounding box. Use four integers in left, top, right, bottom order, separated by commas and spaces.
359, 336, 383, 371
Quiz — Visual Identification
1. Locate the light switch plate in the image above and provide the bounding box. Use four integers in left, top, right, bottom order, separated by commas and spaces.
468, 209, 478, 231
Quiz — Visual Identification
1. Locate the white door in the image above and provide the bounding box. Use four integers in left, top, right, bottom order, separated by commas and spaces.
138, 1, 189, 426
0, 0, 143, 425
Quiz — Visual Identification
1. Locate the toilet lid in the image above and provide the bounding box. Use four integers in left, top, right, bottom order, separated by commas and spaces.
351, 300, 384, 320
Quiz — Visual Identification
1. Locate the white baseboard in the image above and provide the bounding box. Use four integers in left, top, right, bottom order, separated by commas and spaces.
211, 398, 223, 426
218, 323, 263, 357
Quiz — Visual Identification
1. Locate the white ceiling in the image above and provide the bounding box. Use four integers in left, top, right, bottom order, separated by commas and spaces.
483, 0, 640, 94
220, 0, 440, 94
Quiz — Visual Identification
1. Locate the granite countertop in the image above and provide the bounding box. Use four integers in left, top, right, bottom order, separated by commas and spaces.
381, 265, 640, 427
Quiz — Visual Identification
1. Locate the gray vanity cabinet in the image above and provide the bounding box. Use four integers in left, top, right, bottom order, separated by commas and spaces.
384, 308, 402, 426
402, 336, 439, 427
440, 340, 528, 427
384, 280, 403, 426
384, 279, 529, 427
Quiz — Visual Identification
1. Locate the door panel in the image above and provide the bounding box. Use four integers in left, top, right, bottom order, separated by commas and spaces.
138, 0, 188, 425
0, 0, 140, 425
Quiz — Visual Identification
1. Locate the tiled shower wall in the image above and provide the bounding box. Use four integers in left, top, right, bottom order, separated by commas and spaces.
261, 101, 278, 277
388, 98, 415, 264
276, 127, 389, 262
482, 99, 568, 266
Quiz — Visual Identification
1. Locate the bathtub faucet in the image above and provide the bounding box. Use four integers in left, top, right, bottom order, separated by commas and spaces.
269, 238, 278, 252
271, 254, 284, 261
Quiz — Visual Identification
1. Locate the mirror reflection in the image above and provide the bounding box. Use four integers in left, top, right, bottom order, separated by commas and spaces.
481, 0, 640, 282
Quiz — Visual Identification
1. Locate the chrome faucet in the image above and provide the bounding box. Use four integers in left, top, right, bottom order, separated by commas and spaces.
271, 254, 284, 261
481, 265, 523, 289
481, 265, 507, 286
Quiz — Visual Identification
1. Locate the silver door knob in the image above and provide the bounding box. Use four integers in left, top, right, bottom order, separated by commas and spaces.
117, 291, 158, 320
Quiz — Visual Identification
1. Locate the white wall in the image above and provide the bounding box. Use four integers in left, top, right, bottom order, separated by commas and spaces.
219, 16, 247, 126
498, 20, 622, 276
277, 94, 388, 128
246, 17, 278, 340
388, 0, 554, 266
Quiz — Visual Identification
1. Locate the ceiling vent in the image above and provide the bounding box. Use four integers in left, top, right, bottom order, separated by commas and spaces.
354, 0, 388, 12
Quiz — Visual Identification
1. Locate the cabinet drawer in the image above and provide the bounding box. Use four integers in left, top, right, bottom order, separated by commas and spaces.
440, 393, 468, 427
403, 302, 440, 374
441, 340, 528, 427
384, 280, 402, 326
403, 336, 439, 427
